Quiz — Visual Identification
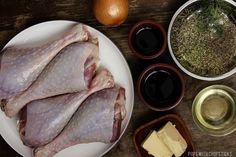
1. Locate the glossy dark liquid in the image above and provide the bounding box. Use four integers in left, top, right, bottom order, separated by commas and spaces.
142, 69, 181, 107
134, 27, 163, 55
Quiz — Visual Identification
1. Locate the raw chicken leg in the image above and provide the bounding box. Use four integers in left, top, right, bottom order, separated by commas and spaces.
19, 69, 114, 147
34, 86, 126, 157
2, 41, 99, 117
0, 24, 88, 101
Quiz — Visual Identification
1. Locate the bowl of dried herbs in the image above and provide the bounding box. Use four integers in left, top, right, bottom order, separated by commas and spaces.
168, 0, 236, 81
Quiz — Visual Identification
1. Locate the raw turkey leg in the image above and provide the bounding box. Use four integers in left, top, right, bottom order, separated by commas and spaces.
19, 69, 114, 147
34, 86, 126, 157
2, 41, 99, 117
0, 24, 88, 101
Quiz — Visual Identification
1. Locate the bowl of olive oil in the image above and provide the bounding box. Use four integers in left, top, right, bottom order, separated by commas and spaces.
192, 85, 236, 136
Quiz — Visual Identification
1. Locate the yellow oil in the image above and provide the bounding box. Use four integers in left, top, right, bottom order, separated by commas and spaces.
200, 93, 235, 130
192, 85, 236, 136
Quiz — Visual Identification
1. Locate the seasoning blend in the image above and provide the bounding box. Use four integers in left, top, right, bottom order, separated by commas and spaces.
170, 0, 236, 77
192, 85, 236, 136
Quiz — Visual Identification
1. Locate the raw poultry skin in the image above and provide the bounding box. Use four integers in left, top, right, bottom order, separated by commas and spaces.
0, 24, 88, 101
33, 86, 126, 157
2, 41, 99, 117
19, 69, 115, 147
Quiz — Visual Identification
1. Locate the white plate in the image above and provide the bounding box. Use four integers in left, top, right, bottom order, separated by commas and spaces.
0, 20, 134, 157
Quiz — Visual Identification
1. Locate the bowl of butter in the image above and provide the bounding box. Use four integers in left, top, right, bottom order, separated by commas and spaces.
133, 114, 195, 157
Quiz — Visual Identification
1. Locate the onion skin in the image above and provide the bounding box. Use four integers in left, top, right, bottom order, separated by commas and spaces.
93, 0, 129, 26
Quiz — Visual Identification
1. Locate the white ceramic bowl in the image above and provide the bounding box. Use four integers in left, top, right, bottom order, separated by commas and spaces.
168, 0, 236, 81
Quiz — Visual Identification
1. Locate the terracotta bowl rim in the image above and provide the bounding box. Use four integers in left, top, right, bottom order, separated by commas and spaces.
128, 20, 167, 60
137, 63, 185, 111
133, 114, 196, 157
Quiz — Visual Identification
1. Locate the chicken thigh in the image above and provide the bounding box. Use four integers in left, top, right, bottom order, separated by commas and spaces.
34, 86, 126, 157
2, 41, 99, 117
0, 24, 88, 101
19, 69, 114, 147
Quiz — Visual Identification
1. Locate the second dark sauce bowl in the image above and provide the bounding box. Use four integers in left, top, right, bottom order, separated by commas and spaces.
137, 64, 185, 111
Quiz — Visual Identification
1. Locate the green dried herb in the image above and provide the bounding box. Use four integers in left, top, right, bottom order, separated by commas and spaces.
171, 0, 236, 77
197, 0, 233, 36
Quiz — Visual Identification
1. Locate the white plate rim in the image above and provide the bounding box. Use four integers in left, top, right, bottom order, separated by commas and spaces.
0, 20, 134, 157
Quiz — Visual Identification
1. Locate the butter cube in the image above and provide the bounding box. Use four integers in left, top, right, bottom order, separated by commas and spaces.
157, 122, 187, 157
142, 130, 173, 157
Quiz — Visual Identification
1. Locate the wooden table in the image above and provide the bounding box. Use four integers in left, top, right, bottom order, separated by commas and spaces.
1, 0, 236, 156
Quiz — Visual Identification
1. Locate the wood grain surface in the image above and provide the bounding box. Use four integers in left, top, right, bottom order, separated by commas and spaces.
0, 0, 236, 157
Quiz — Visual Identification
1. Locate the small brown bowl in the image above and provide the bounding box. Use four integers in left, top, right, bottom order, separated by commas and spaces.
128, 20, 167, 60
133, 114, 196, 157
137, 63, 185, 111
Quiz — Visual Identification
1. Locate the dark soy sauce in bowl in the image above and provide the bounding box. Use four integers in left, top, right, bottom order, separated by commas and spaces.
138, 64, 184, 111
134, 27, 164, 56
128, 20, 167, 60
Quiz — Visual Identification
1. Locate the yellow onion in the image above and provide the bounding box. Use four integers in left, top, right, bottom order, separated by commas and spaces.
93, 0, 129, 26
